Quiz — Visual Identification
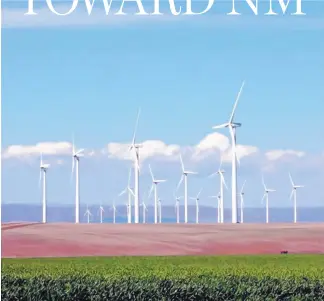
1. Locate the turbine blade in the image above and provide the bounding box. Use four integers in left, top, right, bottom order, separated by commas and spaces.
131, 107, 141, 146
229, 125, 240, 166
179, 154, 185, 172
261, 193, 266, 204
128, 187, 135, 197
290, 189, 294, 200
241, 180, 246, 193
148, 184, 154, 199
149, 164, 154, 181
118, 189, 127, 197
229, 81, 245, 123
197, 188, 203, 198
127, 167, 132, 186
38, 169, 42, 188
221, 173, 228, 190
176, 175, 184, 192
208, 172, 218, 178
212, 123, 228, 130
289, 173, 294, 186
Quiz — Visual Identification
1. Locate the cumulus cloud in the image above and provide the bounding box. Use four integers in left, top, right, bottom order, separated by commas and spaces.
104, 140, 181, 162
265, 149, 306, 161
191, 132, 229, 161
2, 142, 72, 159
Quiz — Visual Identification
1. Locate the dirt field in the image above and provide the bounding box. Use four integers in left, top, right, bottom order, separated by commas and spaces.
2, 223, 324, 258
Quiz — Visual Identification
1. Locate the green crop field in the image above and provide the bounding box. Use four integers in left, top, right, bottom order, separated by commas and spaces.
2, 255, 324, 300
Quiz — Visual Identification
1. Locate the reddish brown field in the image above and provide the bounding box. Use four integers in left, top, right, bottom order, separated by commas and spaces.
2, 223, 324, 258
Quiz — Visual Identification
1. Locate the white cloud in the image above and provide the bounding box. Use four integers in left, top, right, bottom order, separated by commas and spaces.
2, 142, 72, 159
191, 132, 229, 161
104, 140, 181, 162
265, 149, 306, 161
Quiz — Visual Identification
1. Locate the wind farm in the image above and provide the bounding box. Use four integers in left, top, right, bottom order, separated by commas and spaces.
2, 81, 324, 259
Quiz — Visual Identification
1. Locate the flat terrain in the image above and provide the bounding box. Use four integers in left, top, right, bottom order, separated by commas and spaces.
2, 223, 324, 258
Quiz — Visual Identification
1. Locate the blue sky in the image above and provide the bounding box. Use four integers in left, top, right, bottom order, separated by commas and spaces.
2, 0, 324, 210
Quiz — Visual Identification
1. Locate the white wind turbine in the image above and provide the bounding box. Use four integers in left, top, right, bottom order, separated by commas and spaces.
118, 168, 135, 224
262, 176, 276, 224
239, 180, 246, 224
71, 136, 84, 224
84, 205, 92, 224
174, 193, 183, 224
208, 155, 228, 223
109, 200, 118, 224
176, 154, 197, 224
289, 173, 304, 223
148, 164, 166, 224
190, 189, 202, 224
209, 195, 221, 223
141, 200, 148, 224
39, 152, 50, 223
212, 81, 245, 223
98, 204, 104, 224
129, 108, 143, 224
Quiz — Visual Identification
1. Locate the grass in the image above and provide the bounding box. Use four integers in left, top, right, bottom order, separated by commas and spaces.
3, 255, 324, 279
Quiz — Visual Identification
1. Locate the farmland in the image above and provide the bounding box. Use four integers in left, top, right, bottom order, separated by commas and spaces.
2, 255, 324, 300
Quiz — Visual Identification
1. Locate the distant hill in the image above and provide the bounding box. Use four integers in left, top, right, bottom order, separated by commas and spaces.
2, 204, 324, 224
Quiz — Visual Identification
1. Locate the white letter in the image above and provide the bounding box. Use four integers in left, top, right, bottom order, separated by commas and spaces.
46, 0, 78, 16
228, 0, 258, 15
115, 0, 149, 15
25, 0, 37, 15
184, 0, 214, 15
152, 0, 163, 15
169, 0, 181, 15
227, 0, 240, 15
245, 0, 258, 15
84, 0, 113, 15
265, 0, 305, 15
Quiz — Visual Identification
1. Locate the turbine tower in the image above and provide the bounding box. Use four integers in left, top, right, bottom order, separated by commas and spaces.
39, 152, 50, 223
148, 164, 166, 224
289, 173, 304, 223
71, 136, 84, 224
84, 205, 92, 224
98, 204, 104, 224
141, 200, 148, 224
176, 154, 197, 224
174, 193, 182, 224
118, 167, 135, 224
129, 108, 142, 224
212, 81, 245, 223
110, 200, 117, 224
209, 155, 227, 223
262, 176, 275, 224
209, 195, 221, 223
239, 180, 246, 224
190, 189, 202, 224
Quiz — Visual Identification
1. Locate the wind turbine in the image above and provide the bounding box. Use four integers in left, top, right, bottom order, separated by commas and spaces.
262, 176, 276, 224
118, 167, 135, 224
174, 193, 182, 224
209, 195, 221, 223
148, 164, 166, 224
129, 108, 143, 224
98, 204, 104, 224
141, 200, 148, 224
176, 154, 197, 224
289, 173, 304, 223
239, 180, 246, 224
84, 205, 92, 224
209, 155, 228, 223
71, 135, 84, 224
212, 81, 245, 223
190, 189, 202, 224
39, 152, 50, 223
109, 200, 117, 224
